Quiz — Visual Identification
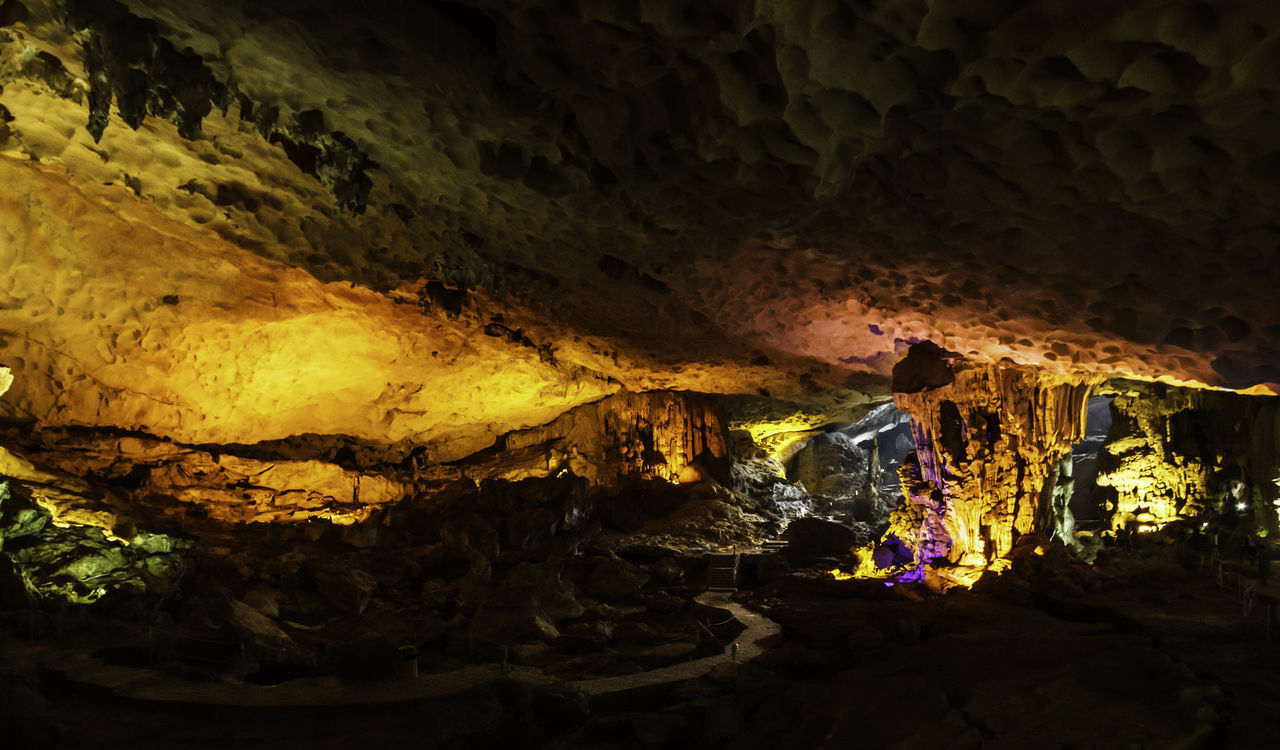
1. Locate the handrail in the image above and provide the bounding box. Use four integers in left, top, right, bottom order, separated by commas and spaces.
1203, 550, 1280, 641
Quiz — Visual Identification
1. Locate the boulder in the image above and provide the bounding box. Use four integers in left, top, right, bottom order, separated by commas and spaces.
585, 557, 650, 599
466, 562, 584, 645
469, 603, 561, 644
558, 619, 613, 649
242, 585, 281, 618
419, 579, 456, 609
481, 475, 593, 548
637, 590, 687, 613
651, 556, 685, 584
788, 432, 870, 499
504, 507, 559, 551
783, 517, 860, 566
501, 562, 583, 622
307, 560, 377, 615
219, 598, 313, 667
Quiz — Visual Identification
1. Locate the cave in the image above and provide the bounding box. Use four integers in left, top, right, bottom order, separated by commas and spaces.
2, 1, 1280, 748
1068, 394, 1113, 524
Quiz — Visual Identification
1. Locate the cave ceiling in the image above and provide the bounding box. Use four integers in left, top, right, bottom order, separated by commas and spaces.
1, 0, 1279, 458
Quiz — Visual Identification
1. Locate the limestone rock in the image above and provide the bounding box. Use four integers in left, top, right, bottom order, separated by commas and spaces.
477, 391, 732, 487
889, 349, 1097, 573
788, 432, 869, 499
585, 557, 650, 599
469, 603, 561, 645
500, 561, 583, 622
784, 517, 861, 566
219, 597, 313, 667
307, 560, 377, 616
651, 556, 685, 584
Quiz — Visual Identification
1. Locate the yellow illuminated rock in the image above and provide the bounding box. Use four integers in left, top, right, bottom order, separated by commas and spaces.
889, 352, 1096, 576
1096, 384, 1218, 532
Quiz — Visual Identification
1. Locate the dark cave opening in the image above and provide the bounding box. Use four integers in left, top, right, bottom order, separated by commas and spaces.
1069, 394, 1114, 523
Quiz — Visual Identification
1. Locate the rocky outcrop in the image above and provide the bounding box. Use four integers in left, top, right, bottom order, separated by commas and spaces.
783, 402, 912, 524
468, 390, 731, 488
888, 344, 1096, 577
1096, 381, 1280, 536
0, 478, 192, 605
783, 517, 864, 567
1, 426, 407, 525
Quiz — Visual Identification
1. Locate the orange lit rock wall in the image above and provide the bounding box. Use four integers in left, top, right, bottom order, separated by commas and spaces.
2, 426, 406, 526
0, 158, 623, 461
462, 390, 730, 487
892, 353, 1094, 569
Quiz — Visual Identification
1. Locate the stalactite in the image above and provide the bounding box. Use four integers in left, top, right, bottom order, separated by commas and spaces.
1096, 382, 1280, 536
887, 344, 1096, 579
475, 390, 731, 487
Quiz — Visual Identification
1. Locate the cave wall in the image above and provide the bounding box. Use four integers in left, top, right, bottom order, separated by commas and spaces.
0, 385, 728, 531
1096, 381, 1280, 535
458, 390, 731, 488
888, 345, 1095, 575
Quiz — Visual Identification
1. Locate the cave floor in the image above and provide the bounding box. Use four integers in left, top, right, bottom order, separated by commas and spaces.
3, 544, 1279, 749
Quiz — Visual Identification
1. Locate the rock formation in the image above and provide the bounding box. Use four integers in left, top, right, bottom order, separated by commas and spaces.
1096, 380, 1280, 536
468, 390, 731, 487
885, 343, 1095, 582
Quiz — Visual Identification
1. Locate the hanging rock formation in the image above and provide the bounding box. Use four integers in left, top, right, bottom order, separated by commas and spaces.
458, 390, 731, 488
886, 343, 1095, 581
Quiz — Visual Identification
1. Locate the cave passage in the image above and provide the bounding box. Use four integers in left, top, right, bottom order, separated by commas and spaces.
1069, 395, 1114, 524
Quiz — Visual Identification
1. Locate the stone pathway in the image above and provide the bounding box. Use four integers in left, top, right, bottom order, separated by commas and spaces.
568, 592, 779, 706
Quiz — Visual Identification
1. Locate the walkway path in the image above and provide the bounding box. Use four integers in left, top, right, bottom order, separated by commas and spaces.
568, 592, 779, 706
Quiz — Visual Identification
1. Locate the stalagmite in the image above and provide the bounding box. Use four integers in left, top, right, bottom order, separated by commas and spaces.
887, 343, 1095, 582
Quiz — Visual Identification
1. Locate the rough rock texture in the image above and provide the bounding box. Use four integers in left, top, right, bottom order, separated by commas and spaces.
1096, 380, 1280, 535
0, 0, 1278, 491
0, 425, 407, 524
782, 516, 862, 566
784, 401, 911, 523
468, 390, 731, 487
0, 477, 192, 604
889, 344, 1095, 578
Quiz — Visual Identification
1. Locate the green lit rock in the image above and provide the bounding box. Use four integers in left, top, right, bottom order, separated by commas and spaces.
0, 480, 194, 606
0, 481, 48, 550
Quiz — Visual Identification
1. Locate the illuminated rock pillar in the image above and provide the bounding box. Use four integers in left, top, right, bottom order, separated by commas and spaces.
889, 343, 1095, 571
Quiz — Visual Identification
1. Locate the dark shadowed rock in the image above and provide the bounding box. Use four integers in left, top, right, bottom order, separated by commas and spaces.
307, 560, 377, 615
218, 597, 314, 668
892, 341, 957, 394
784, 517, 860, 566
585, 557, 650, 599
336, 634, 400, 683
788, 432, 870, 498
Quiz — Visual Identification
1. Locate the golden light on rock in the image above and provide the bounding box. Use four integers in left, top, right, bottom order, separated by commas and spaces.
2, 2, 1280, 744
